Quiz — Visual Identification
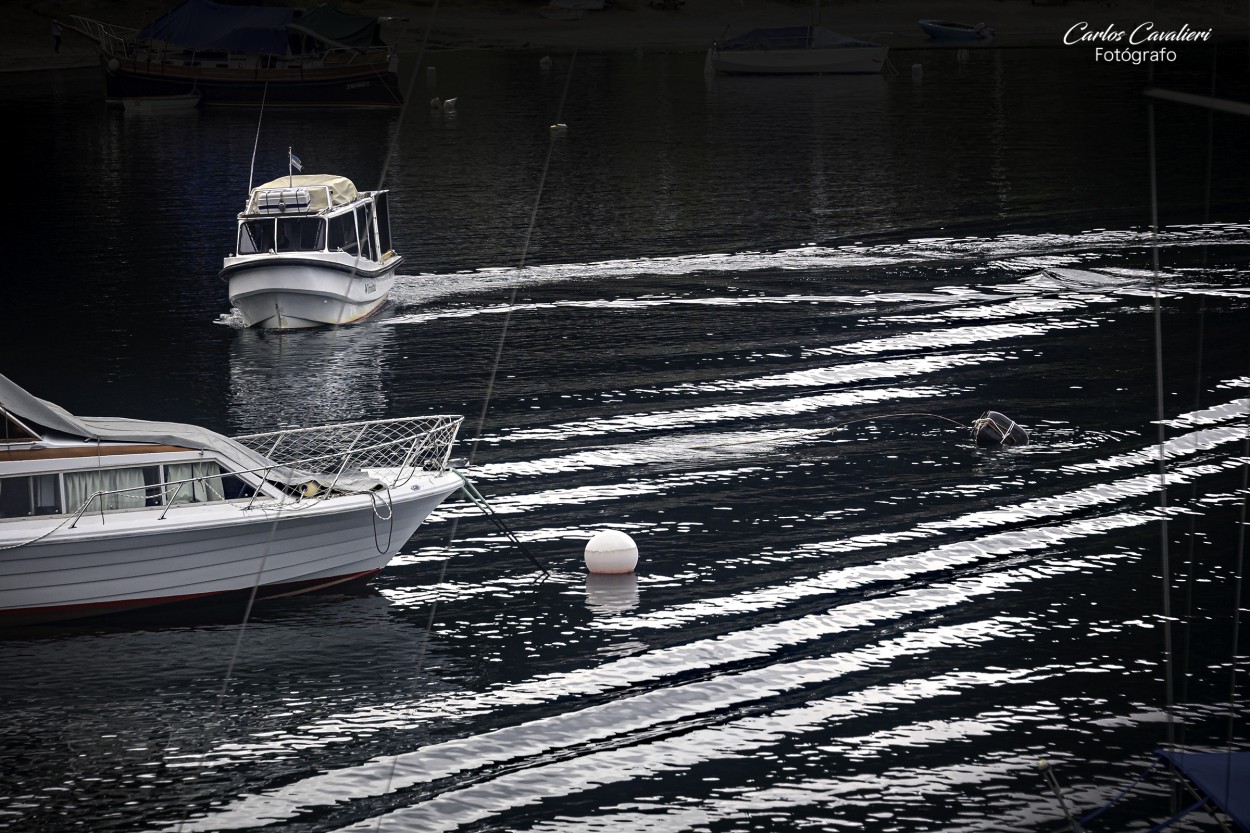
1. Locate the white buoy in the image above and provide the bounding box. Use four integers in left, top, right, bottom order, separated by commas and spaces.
426, 66, 437, 87
584, 530, 638, 574
911, 63, 923, 79
957, 48, 970, 62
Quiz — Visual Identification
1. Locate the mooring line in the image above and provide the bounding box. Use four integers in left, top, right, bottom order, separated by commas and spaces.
468, 49, 577, 468
371, 49, 577, 830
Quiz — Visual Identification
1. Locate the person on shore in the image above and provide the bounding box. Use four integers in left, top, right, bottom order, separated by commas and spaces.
51, 21, 62, 53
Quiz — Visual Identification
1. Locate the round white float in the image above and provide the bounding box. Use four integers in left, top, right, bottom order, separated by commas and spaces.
583, 530, 638, 574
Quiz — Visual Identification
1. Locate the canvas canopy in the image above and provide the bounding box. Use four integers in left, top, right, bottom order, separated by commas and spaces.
0, 374, 381, 494
136, 0, 388, 55
247, 174, 359, 215
137, 0, 294, 54
245, 173, 360, 213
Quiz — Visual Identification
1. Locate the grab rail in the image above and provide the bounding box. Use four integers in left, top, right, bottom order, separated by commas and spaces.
61, 415, 463, 528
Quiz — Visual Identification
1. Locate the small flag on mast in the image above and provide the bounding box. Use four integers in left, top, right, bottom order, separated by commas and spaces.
288, 149, 303, 172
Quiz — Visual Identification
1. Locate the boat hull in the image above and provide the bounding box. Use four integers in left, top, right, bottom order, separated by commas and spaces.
0, 471, 462, 626
223, 256, 399, 329
101, 55, 403, 109
918, 20, 989, 41
708, 45, 888, 74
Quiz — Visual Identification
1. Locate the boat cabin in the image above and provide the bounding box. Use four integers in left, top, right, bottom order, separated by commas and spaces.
234, 174, 393, 262
1, 399, 266, 521
1, 439, 261, 521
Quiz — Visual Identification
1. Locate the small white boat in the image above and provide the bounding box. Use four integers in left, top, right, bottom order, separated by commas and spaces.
221, 173, 401, 329
0, 373, 464, 626
707, 25, 888, 75
918, 19, 993, 41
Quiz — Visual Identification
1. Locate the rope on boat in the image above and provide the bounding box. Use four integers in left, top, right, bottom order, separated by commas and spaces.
369, 487, 395, 554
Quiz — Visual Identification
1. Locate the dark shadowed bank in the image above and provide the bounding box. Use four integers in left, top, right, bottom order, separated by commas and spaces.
5, 0, 1248, 75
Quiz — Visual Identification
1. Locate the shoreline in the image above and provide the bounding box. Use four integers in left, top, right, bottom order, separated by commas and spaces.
4, 0, 1245, 74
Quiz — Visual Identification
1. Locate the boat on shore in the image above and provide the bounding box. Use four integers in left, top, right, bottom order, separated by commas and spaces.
0, 373, 464, 627
918, 19, 993, 41
707, 25, 888, 75
64, 0, 402, 109
221, 171, 401, 329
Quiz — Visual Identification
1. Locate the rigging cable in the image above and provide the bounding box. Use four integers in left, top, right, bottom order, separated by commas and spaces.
371, 50, 578, 831
1147, 94, 1178, 758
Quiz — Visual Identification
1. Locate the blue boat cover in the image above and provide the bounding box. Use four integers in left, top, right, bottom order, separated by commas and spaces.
1156, 750, 1250, 833
137, 0, 294, 54
717, 26, 877, 51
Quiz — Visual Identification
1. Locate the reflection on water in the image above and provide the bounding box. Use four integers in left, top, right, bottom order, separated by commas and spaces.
2, 44, 1249, 833
226, 323, 395, 431
584, 572, 639, 616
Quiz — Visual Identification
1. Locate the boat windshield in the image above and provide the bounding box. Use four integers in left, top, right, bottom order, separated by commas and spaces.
238, 218, 326, 254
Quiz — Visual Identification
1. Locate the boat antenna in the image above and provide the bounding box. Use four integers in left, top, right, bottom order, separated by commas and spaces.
246, 81, 268, 198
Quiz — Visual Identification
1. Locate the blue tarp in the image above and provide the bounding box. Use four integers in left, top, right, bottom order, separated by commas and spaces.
137, 0, 294, 54
1156, 750, 1250, 833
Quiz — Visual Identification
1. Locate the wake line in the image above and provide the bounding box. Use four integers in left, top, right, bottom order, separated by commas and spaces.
175, 546, 1135, 831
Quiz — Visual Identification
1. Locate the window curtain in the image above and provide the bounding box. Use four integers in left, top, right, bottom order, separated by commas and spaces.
64, 468, 146, 514
165, 463, 225, 504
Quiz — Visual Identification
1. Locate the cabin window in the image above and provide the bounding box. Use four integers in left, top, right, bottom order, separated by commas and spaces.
64, 468, 147, 514
328, 213, 357, 254
276, 218, 326, 253
239, 220, 276, 254
165, 462, 225, 504
356, 205, 374, 260
0, 474, 60, 518
375, 192, 392, 254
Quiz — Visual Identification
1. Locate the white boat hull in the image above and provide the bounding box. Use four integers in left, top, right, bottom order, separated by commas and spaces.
223, 255, 399, 329
0, 470, 461, 625
708, 45, 888, 74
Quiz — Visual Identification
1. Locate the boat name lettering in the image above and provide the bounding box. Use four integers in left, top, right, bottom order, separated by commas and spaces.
346, 81, 370, 90
1063, 21, 1212, 46
365, 281, 377, 294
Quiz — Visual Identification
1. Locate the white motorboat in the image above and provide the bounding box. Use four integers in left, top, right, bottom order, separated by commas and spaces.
221, 173, 401, 329
0, 374, 464, 626
707, 25, 888, 75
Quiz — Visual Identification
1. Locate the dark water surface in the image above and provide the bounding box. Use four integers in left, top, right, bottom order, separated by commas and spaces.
2, 43, 1249, 833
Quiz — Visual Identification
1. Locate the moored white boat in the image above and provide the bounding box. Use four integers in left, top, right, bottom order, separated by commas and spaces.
0, 374, 464, 626
707, 25, 888, 75
221, 172, 401, 329
918, 19, 993, 42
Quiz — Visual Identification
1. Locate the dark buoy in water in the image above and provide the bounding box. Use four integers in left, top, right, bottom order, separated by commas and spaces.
972, 411, 1028, 446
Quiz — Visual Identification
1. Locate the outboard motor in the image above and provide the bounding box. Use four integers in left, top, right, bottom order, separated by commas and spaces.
971, 410, 1028, 446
